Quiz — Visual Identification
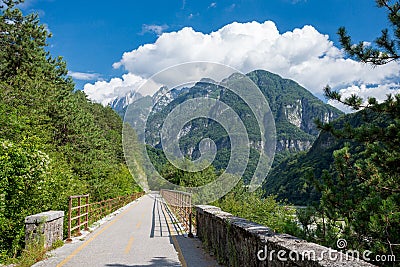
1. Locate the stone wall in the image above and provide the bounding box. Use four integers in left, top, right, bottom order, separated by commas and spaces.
196, 205, 375, 267
25, 210, 64, 249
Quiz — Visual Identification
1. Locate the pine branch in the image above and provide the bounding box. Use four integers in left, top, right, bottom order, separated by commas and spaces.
338, 0, 400, 65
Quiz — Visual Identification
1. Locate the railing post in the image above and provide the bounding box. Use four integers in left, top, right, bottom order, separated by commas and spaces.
188, 212, 194, 238
188, 194, 193, 237
85, 195, 89, 231
67, 196, 72, 241
68, 193, 144, 239
77, 196, 81, 235
161, 189, 194, 237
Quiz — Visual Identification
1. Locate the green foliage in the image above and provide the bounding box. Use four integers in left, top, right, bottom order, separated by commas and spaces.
295, 206, 317, 239
281, 97, 400, 258
264, 107, 390, 205
18, 235, 47, 267
269, 2, 400, 260
313, 42, 400, 264
51, 239, 64, 250
311, 3, 400, 256
0, 139, 81, 259
263, 151, 321, 205
0, 139, 47, 257
263, 120, 345, 205
314, 102, 400, 257
212, 181, 300, 235
160, 159, 218, 187
284, 99, 400, 259
0, 2, 143, 262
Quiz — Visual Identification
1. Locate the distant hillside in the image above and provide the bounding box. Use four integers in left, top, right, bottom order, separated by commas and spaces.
263, 110, 382, 205
247, 70, 342, 161
114, 70, 342, 183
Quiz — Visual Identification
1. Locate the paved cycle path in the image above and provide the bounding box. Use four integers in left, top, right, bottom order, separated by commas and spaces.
34, 193, 221, 267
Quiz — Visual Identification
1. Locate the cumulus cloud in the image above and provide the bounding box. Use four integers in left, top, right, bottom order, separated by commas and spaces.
141, 24, 169, 36
83, 73, 146, 106
328, 83, 400, 113
85, 20, 400, 111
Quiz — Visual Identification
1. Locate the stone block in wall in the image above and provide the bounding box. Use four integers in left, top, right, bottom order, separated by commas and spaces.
25, 210, 64, 249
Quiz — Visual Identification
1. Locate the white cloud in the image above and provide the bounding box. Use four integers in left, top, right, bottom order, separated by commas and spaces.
141, 24, 169, 36
68, 71, 100, 81
209, 2, 217, 8
83, 73, 146, 106
85, 20, 400, 110
328, 83, 400, 113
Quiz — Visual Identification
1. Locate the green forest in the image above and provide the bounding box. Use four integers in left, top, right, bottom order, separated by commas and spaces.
0, 0, 142, 262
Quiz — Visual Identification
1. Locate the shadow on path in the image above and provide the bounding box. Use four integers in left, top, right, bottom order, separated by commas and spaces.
106, 256, 181, 266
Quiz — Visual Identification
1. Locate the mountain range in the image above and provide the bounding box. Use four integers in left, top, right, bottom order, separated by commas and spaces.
111, 70, 343, 199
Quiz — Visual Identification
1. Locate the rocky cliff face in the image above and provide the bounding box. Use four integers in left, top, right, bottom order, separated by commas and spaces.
283, 99, 303, 128
245, 70, 342, 153
274, 97, 339, 151
298, 98, 337, 135
277, 139, 312, 152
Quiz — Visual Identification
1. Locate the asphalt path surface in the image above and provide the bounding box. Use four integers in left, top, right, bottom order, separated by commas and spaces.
33, 193, 221, 267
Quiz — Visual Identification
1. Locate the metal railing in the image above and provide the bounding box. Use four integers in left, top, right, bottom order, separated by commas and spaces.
89, 192, 144, 225
67, 194, 89, 241
160, 189, 195, 237
67, 192, 144, 241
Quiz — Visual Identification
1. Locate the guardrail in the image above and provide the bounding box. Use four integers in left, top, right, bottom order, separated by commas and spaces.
160, 189, 194, 237
67, 194, 89, 241
67, 192, 144, 241
89, 192, 144, 225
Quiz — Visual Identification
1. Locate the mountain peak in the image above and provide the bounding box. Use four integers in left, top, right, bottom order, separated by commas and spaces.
198, 77, 217, 84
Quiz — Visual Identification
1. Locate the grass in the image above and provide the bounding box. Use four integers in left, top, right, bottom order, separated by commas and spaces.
17, 237, 47, 267
16, 236, 64, 267
51, 239, 64, 250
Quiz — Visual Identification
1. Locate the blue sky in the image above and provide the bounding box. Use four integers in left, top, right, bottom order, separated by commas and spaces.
20, 0, 400, 111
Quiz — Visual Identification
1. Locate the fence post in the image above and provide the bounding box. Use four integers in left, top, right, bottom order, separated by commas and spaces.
161, 190, 194, 237
85, 195, 89, 231
188, 194, 193, 237
67, 193, 144, 239
77, 196, 81, 235
188, 212, 194, 238
67, 196, 72, 241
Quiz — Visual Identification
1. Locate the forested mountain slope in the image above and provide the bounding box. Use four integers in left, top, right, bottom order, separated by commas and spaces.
113, 70, 342, 183
263, 109, 389, 205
